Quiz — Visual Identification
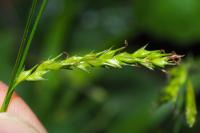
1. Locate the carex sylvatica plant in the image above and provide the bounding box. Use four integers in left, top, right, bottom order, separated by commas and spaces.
1, 0, 188, 128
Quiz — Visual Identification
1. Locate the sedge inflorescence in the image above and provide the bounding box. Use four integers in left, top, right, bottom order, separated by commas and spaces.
15, 45, 182, 86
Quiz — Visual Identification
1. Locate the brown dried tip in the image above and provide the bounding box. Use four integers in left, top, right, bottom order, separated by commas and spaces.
169, 51, 184, 65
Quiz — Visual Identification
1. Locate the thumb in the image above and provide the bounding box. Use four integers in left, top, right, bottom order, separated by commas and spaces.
0, 81, 47, 133
0, 113, 40, 133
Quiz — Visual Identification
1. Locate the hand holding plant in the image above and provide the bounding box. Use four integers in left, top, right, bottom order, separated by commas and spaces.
0, 82, 47, 133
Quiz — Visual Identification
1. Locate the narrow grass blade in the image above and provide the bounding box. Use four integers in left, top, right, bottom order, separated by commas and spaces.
0, 0, 48, 112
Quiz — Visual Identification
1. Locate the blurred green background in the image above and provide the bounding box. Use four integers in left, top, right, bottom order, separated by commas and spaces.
0, 0, 200, 132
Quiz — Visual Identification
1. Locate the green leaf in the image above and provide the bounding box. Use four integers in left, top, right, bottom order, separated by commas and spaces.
163, 65, 187, 102
186, 81, 197, 128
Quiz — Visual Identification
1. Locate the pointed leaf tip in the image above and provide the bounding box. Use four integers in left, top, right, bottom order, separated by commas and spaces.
186, 81, 197, 128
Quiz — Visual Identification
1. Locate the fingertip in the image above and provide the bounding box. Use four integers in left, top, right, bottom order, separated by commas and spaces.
0, 82, 47, 133
7, 94, 47, 133
0, 113, 39, 133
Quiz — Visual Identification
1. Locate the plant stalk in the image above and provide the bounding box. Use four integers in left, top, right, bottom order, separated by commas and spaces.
0, 0, 48, 112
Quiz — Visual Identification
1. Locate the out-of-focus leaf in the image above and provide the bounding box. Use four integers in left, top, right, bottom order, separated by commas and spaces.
185, 81, 197, 128
163, 65, 187, 102
152, 102, 174, 126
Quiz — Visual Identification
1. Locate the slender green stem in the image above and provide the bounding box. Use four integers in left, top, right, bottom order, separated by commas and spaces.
11, 0, 38, 82
0, 87, 15, 112
0, 0, 48, 112
0, 0, 38, 112
17, 0, 48, 77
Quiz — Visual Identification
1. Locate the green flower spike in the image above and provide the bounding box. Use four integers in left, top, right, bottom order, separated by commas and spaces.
15, 45, 182, 86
